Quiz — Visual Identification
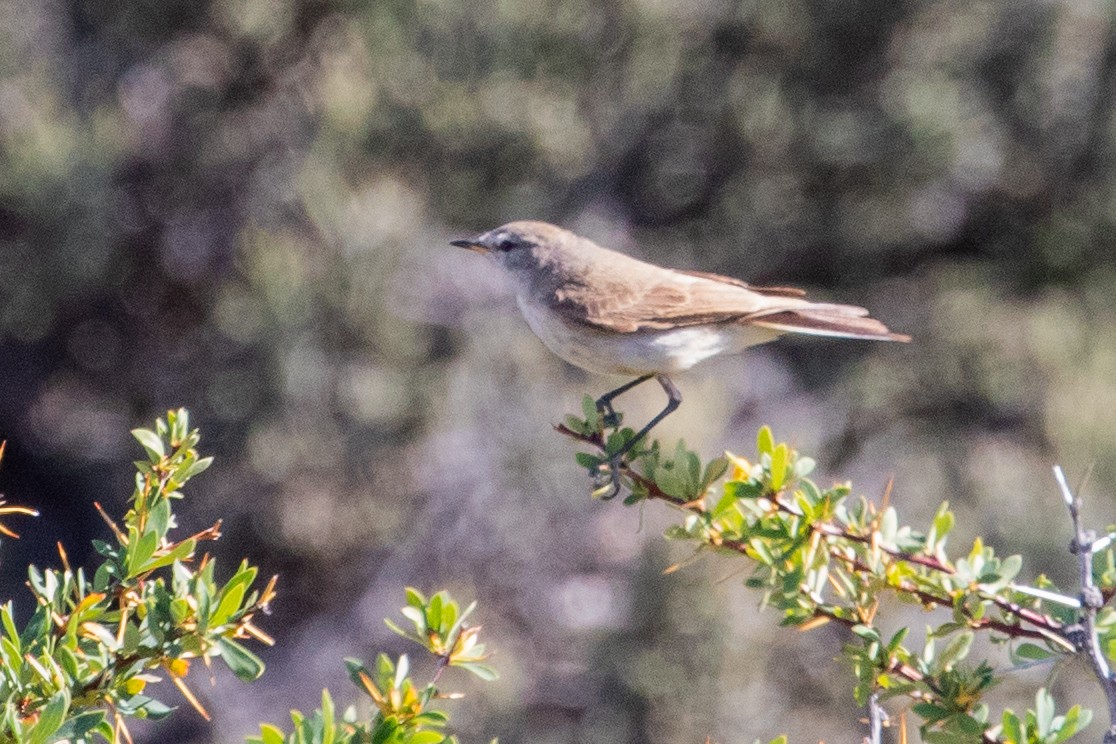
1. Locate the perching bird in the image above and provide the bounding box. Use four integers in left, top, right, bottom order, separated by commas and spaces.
452, 220, 908, 496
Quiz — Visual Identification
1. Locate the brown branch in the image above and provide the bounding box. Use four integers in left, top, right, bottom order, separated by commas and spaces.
559, 422, 1068, 640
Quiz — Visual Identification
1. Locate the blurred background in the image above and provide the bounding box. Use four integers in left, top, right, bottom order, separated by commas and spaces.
2, 0, 1115, 740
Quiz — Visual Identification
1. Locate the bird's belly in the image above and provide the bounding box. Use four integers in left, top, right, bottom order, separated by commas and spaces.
517, 297, 781, 376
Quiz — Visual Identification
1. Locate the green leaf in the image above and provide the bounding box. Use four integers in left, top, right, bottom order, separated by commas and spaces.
218, 636, 266, 681
887, 626, 910, 653
936, 631, 973, 671
394, 653, 410, 689
385, 618, 414, 641
929, 502, 954, 546
769, 444, 788, 491
1051, 705, 1092, 743
724, 479, 764, 500
427, 593, 444, 631
851, 624, 880, 642
136, 537, 196, 574
127, 529, 159, 577
793, 456, 815, 477
454, 661, 499, 681
80, 621, 119, 650
702, 456, 729, 489
912, 701, 951, 723
581, 394, 597, 421
212, 580, 248, 628
879, 507, 898, 545
51, 710, 110, 741
757, 426, 774, 456
321, 688, 336, 744
210, 561, 258, 626
148, 497, 172, 539
180, 455, 214, 481
401, 606, 425, 631
1, 603, 19, 648
1001, 709, 1024, 744
1034, 688, 1054, 738
131, 428, 166, 461
996, 554, 1022, 585
655, 461, 688, 499
117, 693, 175, 720
575, 452, 602, 469
345, 657, 374, 691
441, 601, 459, 637
255, 723, 287, 744
27, 690, 69, 744
1013, 643, 1054, 662
457, 600, 477, 626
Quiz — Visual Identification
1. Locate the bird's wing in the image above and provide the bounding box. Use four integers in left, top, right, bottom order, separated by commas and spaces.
550, 268, 790, 333
550, 266, 910, 342
673, 269, 807, 298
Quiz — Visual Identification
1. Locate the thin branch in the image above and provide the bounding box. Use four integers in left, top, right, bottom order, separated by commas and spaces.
430, 621, 466, 688
1010, 583, 1081, 608
866, 692, 886, 744
1054, 465, 1116, 743
558, 423, 1069, 639
559, 423, 1091, 743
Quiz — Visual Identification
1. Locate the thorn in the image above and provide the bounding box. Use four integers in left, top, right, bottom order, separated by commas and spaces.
1053, 466, 1073, 506
56, 542, 71, 573
93, 502, 127, 543
798, 615, 832, 632
240, 621, 275, 646
114, 709, 135, 744
169, 669, 211, 721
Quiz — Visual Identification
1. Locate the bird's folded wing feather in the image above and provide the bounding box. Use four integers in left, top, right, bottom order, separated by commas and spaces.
551, 269, 800, 333
674, 269, 807, 297
549, 266, 909, 342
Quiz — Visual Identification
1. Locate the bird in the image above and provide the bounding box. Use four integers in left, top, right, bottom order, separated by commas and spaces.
452, 220, 908, 497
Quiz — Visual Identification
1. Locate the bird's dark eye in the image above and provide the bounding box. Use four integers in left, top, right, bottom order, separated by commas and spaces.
496, 237, 518, 252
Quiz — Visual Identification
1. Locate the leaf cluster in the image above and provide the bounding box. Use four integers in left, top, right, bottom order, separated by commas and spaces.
250, 588, 498, 744
559, 406, 1110, 743
0, 408, 277, 743
0, 410, 504, 744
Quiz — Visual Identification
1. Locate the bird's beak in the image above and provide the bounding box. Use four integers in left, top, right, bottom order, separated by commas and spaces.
450, 237, 489, 254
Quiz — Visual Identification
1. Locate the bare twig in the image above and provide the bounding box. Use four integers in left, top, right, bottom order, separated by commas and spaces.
1054, 465, 1116, 743
866, 692, 886, 744
430, 621, 466, 688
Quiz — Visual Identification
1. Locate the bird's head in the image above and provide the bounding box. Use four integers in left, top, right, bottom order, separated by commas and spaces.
450, 221, 575, 283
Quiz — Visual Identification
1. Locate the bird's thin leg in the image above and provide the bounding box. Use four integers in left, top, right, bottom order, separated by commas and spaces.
612, 374, 681, 459
595, 374, 655, 428
595, 374, 682, 500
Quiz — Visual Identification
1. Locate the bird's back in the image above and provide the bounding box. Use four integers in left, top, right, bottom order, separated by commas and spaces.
500, 221, 907, 344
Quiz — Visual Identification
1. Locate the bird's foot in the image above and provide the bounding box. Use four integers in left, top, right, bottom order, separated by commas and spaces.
595, 401, 622, 430
590, 455, 624, 500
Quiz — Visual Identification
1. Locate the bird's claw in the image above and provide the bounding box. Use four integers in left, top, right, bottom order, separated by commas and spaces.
595, 403, 621, 430
590, 456, 623, 500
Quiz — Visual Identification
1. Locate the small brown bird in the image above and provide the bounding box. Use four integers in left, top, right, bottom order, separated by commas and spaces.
453, 221, 908, 496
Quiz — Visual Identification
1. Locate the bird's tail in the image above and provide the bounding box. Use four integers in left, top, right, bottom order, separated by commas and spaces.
745, 303, 910, 342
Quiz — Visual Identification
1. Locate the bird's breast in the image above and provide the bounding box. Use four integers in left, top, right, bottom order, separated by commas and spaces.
516, 295, 781, 376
